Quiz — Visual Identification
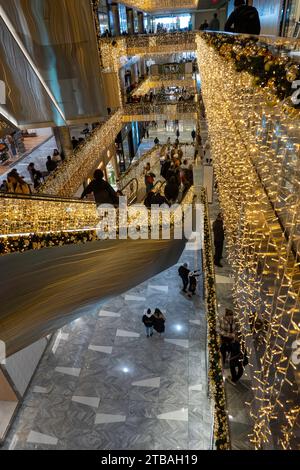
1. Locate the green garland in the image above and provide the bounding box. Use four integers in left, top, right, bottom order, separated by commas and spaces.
0, 230, 98, 255
202, 33, 300, 104
201, 188, 230, 450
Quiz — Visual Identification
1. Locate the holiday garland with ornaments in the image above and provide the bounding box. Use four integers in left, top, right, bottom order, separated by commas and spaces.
202, 33, 300, 106
200, 188, 230, 450
0, 230, 98, 255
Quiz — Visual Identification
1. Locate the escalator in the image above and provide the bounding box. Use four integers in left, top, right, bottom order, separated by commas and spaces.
0, 187, 195, 357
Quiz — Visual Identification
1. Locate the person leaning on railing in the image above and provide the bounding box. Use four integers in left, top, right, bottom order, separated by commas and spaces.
225, 0, 261, 35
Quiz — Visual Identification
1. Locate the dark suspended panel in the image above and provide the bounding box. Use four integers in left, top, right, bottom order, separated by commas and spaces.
0, 237, 185, 357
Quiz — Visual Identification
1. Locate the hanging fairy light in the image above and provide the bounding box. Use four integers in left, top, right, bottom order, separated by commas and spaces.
197, 35, 300, 450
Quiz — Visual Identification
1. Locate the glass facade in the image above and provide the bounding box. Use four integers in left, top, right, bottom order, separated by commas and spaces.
281, 0, 300, 36
118, 4, 128, 34
133, 10, 139, 33
153, 14, 192, 32
98, 12, 109, 35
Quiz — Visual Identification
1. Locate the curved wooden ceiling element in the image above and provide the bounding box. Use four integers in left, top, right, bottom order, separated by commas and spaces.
0, 0, 106, 126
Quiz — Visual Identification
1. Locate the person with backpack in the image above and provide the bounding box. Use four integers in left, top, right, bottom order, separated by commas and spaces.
142, 309, 155, 338
225, 0, 261, 35
160, 156, 172, 180
178, 263, 190, 293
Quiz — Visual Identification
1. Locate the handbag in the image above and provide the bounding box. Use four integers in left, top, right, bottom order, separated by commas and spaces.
243, 351, 249, 367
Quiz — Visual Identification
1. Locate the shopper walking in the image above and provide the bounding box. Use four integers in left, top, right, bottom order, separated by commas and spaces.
213, 213, 225, 267
228, 335, 244, 384
142, 309, 154, 338
217, 309, 237, 364
144, 163, 156, 194
178, 263, 190, 293
209, 13, 220, 31
153, 308, 165, 337
46, 156, 57, 173
52, 149, 62, 163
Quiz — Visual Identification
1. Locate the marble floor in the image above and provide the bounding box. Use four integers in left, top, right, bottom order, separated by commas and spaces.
3, 233, 214, 451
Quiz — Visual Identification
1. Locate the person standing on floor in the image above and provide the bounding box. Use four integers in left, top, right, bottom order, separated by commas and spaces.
191, 129, 196, 143
213, 213, 225, 267
144, 162, 156, 194
188, 270, 200, 297
46, 155, 57, 173
209, 13, 220, 32
142, 309, 154, 338
178, 263, 190, 293
228, 335, 244, 384
52, 149, 62, 163
153, 308, 165, 337
217, 308, 237, 364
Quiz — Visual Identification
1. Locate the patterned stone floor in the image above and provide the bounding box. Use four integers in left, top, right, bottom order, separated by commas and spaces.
3, 233, 214, 450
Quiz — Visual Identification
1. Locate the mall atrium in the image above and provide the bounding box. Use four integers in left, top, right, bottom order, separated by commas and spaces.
0, 0, 299, 452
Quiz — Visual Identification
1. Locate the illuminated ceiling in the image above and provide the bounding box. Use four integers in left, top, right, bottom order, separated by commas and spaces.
122, 1, 199, 13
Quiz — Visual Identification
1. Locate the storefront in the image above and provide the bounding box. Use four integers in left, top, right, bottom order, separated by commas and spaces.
115, 122, 142, 174
153, 14, 192, 32
118, 3, 128, 34
280, 0, 300, 36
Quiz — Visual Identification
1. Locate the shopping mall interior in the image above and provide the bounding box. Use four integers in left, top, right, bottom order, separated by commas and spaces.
0, 0, 299, 453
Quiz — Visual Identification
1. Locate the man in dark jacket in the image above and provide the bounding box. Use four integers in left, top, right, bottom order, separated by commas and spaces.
225, 0, 261, 35
178, 263, 190, 293
161, 157, 172, 180
81, 169, 119, 207
213, 213, 225, 267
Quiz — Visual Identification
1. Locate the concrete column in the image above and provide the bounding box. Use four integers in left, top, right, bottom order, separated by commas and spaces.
52, 126, 73, 160
110, 3, 120, 36
126, 8, 134, 35
140, 58, 146, 77
131, 62, 139, 85
138, 12, 144, 33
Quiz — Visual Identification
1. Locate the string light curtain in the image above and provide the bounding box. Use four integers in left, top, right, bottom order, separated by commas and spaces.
197, 35, 300, 450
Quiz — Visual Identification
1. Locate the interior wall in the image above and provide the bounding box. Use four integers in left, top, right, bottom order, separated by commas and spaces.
252, 0, 282, 35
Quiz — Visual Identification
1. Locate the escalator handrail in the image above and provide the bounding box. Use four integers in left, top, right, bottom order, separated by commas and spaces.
0, 191, 95, 205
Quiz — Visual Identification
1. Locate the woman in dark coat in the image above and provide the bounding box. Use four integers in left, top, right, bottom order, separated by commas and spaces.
153, 308, 166, 336
164, 176, 179, 204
